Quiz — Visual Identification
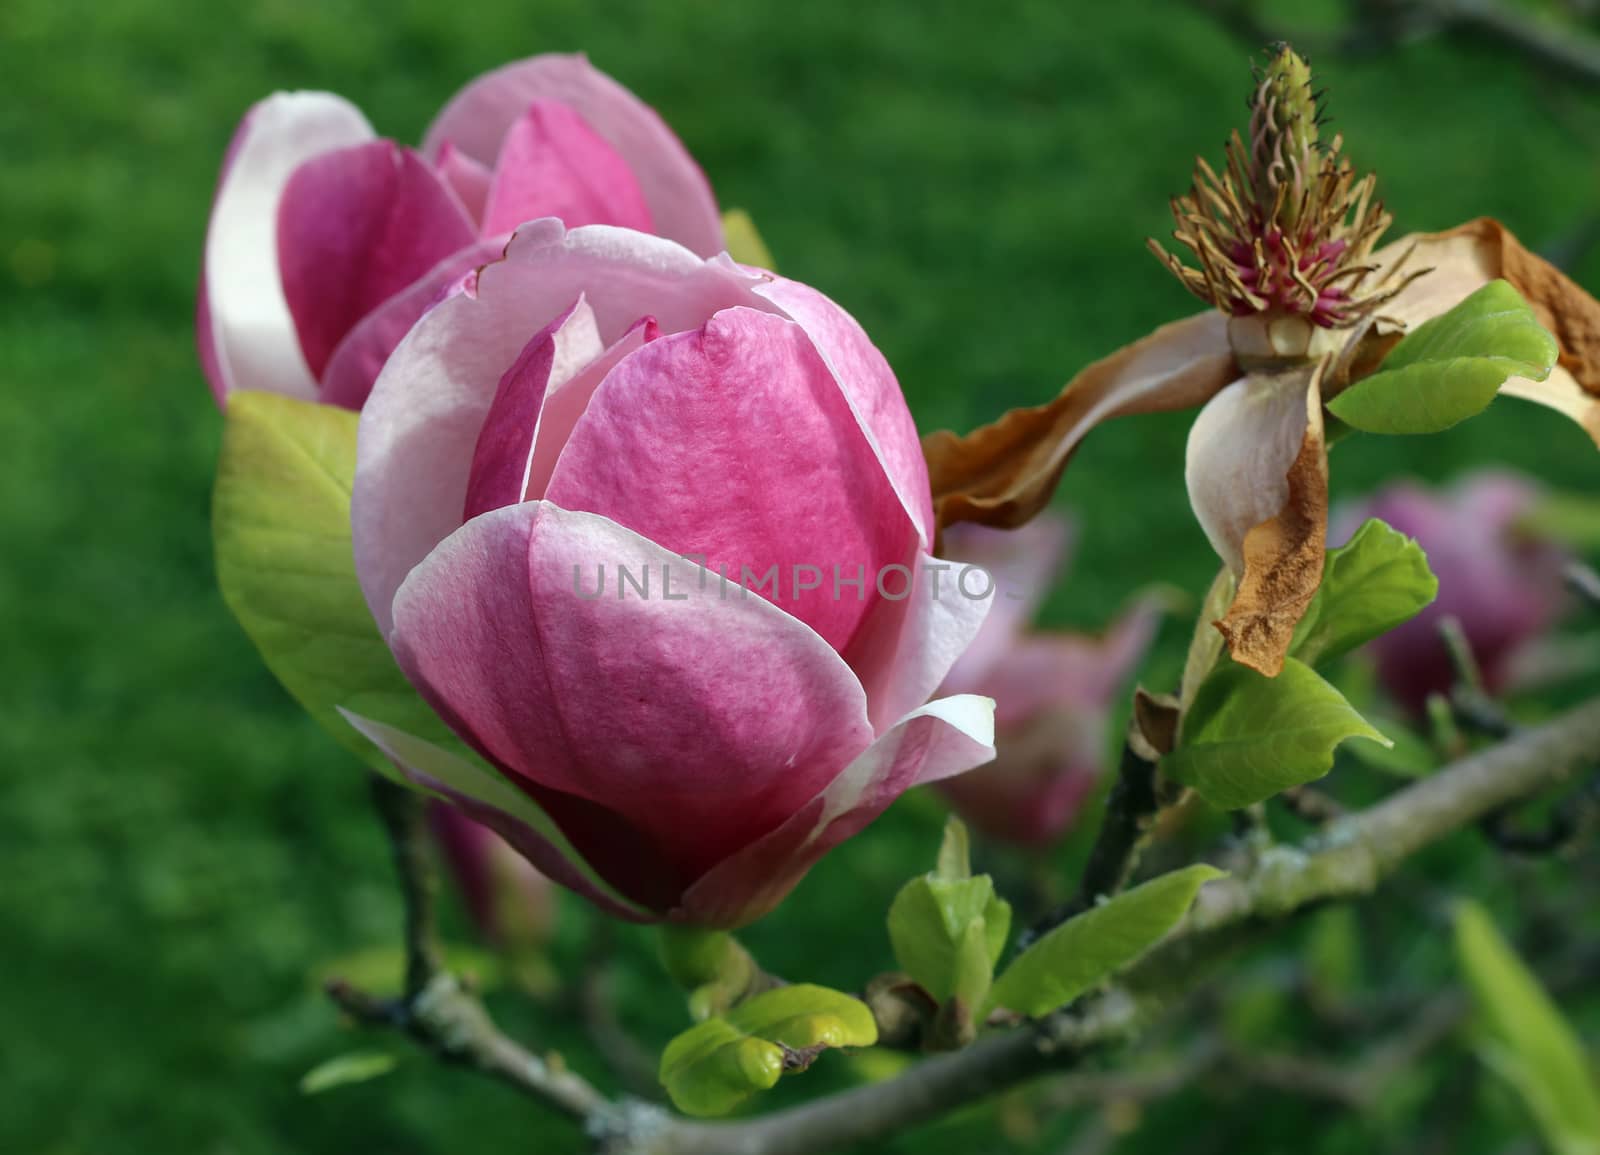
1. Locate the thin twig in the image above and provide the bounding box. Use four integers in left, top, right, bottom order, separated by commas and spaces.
368, 775, 443, 997
328, 973, 610, 1120
1412, 0, 1600, 87
1567, 561, 1600, 610
610, 695, 1600, 1155
1023, 708, 1166, 948
329, 776, 610, 1123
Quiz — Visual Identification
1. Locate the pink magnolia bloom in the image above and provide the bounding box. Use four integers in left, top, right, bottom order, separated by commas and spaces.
429, 805, 556, 949
341, 222, 996, 929
934, 518, 1162, 846
1338, 471, 1570, 715
197, 54, 723, 410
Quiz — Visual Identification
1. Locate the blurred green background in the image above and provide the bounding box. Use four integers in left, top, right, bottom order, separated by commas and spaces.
3, 0, 1598, 1152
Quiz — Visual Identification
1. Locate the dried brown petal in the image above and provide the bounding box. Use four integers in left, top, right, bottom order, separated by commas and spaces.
924, 311, 1236, 533
1215, 363, 1329, 677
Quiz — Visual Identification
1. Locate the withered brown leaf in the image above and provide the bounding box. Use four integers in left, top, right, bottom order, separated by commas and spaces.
923, 312, 1237, 534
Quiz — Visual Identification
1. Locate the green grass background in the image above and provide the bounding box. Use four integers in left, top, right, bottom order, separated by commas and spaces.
3, 0, 1597, 1152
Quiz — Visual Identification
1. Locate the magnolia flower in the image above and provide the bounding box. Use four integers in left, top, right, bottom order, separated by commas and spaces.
428, 804, 556, 950
923, 47, 1599, 679
340, 222, 996, 929
197, 54, 723, 410
1335, 471, 1571, 714
934, 517, 1162, 846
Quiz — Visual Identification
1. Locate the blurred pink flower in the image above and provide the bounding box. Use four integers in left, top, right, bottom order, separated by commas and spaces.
934, 517, 1163, 846
197, 54, 724, 409
1337, 470, 1571, 714
428, 804, 555, 950
341, 222, 996, 928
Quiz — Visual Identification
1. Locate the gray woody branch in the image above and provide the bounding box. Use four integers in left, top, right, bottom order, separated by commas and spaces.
339, 696, 1600, 1155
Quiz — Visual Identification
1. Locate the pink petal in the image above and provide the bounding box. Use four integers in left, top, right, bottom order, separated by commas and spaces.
421, 54, 723, 255
480, 100, 655, 237
319, 239, 505, 411
939, 515, 1076, 693
388, 501, 876, 895
199, 92, 374, 402
277, 141, 477, 380
839, 549, 995, 733
676, 694, 996, 928
544, 306, 918, 653
523, 315, 659, 501
461, 297, 603, 521
435, 141, 493, 227
754, 276, 935, 546
351, 221, 766, 637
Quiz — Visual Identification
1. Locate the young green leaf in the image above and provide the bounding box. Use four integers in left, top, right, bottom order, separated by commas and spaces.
299, 1050, 400, 1094
658, 985, 878, 1117
1290, 519, 1438, 667
1454, 901, 1600, 1155
935, 814, 973, 881
887, 817, 1011, 1009
657, 926, 759, 1021
987, 864, 1225, 1017
887, 873, 1011, 1007
212, 391, 460, 775
1327, 279, 1558, 435
1165, 659, 1390, 809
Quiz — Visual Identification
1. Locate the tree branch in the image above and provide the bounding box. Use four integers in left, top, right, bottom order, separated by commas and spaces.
1169, 695, 1600, 939
328, 775, 610, 1124
612, 694, 1600, 1155
328, 972, 611, 1121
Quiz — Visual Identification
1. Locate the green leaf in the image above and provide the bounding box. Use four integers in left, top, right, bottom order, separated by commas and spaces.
887, 874, 1011, 1006
887, 817, 1011, 1008
1454, 901, 1600, 1155
935, 814, 972, 881
1344, 714, 1437, 777
988, 865, 1224, 1017
657, 926, 759, 1021
299, 1050, 400, 1094
1290, 519, 1438, 667
1164, 658, 1390, 809
720, 208, 775, 269
659, 985, 877, 1117
1327, 280, 1557, 435
212, 391, 458, 776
